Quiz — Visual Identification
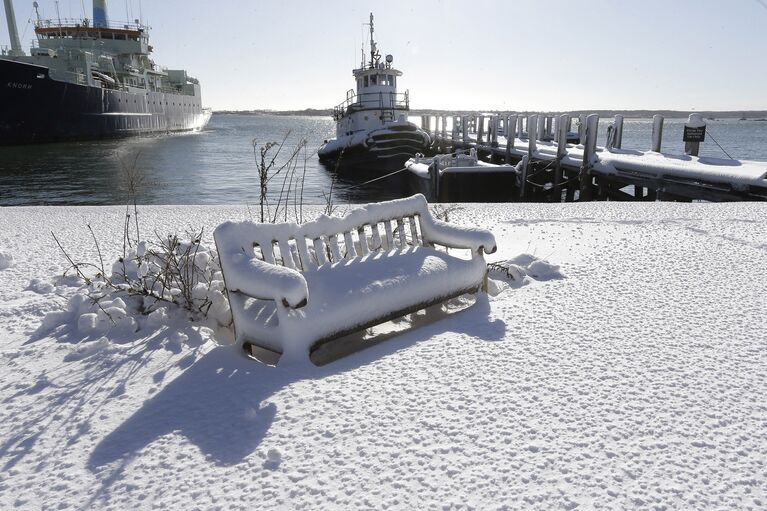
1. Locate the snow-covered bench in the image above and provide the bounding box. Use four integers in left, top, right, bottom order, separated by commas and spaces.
214, 194, 497, 363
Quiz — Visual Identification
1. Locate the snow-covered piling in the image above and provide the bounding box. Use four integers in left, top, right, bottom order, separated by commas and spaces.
652, 115, 664, 152
527, 114, 538, 156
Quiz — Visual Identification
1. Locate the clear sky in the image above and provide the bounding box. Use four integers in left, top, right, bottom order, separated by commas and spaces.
3, 0, 767, 111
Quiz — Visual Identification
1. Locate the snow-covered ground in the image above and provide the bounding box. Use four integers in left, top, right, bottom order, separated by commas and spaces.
0, 203, 765, 510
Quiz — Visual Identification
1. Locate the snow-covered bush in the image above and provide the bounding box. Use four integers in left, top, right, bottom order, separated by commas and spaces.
51, 229, 231, 338
487, 254, 566, 294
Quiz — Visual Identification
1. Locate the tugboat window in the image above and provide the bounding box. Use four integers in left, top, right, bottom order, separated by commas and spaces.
364, 76, 368, 87
370, 75, 377, 85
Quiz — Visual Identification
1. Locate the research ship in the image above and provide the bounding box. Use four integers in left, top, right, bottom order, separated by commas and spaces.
318, 13, 430, 173
0, 0, 211, 145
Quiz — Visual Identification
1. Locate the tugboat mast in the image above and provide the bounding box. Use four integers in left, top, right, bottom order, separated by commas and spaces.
2, 0, 25, 56
368, 12, 379, 68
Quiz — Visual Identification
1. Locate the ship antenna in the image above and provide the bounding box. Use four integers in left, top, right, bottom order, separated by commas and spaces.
368, 12, 377, 68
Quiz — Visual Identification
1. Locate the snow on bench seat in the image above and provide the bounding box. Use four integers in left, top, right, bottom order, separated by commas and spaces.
214, 194, 497, 363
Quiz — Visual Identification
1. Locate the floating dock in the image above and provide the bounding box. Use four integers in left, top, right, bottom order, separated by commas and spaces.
413, 113, 767, 202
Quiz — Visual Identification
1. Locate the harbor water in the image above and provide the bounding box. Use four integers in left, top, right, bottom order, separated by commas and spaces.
2, 114, 767, 206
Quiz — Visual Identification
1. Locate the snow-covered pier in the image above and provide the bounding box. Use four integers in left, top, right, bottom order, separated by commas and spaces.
418, 113, 767, 202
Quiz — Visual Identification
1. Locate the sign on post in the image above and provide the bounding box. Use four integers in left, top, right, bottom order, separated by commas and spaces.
683, 125, 706, 143
684, 114, 706, 156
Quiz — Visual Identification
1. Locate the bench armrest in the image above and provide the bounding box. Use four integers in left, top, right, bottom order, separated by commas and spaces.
224, 253, 308, 308
421, 218, 497, 255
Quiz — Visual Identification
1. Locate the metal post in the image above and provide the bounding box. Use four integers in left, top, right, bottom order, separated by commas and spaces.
491, 115, 499, 147
652, 115, 664, 152
536, 115, 545, 142
462, 115, 468, 145
477, 115, 485, 145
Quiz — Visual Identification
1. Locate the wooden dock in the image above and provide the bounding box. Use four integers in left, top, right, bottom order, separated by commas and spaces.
415, 113, 767, 202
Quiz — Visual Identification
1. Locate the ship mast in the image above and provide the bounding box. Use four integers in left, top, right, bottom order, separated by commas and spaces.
2, 0, 25, 56
368, 12, 379, 68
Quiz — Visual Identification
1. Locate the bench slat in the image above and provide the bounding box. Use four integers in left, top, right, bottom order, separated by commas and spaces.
278, 239, 296, 269
261, 242, 275, 264
371, 223, 383, 252
295, 236, 313, 271
409, 216, 420, 246
328, 234, 342, 263
344, 231, 357, 259
357, 226, 370, 256
397, 218, 407, 248
313, 237, 327, 266
383, 221, 394, 251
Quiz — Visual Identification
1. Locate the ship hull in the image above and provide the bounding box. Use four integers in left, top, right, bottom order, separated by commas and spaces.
318, 122, 431, 173
0, 59, 209, 145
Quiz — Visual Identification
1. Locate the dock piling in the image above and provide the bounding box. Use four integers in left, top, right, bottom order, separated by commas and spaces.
505, 115, 517, 163
684, 113, 705, 157
613, 114, 623, 149
554, 113, 569, 200
652, 115, 664, 152
528, 115, 538, 156
579, 114, 599, 201
518, 155, 529, 198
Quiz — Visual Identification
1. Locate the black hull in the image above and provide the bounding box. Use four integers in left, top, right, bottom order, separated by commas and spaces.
318, 125, 430, 174
0, 59, 206, 145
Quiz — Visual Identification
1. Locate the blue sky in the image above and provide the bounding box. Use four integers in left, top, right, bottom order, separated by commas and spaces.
4, 0, 767, 111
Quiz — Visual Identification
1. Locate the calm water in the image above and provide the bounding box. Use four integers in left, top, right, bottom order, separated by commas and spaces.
1, 114, 767, 206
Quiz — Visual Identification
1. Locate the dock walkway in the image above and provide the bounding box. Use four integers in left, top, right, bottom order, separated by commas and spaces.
419, 113, 767, 202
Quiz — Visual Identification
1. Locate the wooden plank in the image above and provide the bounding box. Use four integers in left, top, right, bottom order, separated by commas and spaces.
295, 236, 314, 271
278, 239, 296, 269
396, 218, 407, 247
408, 217, 420, 246
371, 223, 383, 251
383, 220, 394, 250
328, 234, 342, 262
313, 238, 326, 265
357, 226, 370, 256
344, 231, 357, 259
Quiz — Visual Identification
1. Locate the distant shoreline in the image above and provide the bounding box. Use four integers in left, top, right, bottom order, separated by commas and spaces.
212, 109, 767, 119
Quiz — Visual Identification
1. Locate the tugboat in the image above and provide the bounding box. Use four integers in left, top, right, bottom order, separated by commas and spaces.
0, 0, 211, 145
318, 13, 430, 173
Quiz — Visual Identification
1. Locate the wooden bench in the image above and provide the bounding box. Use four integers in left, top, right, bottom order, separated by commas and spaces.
214, 194, 497, 364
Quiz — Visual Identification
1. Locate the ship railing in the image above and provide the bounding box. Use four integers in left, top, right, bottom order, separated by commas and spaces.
34, 18, 146, 32
0, 45, 9, 56
333, 90, 409, 120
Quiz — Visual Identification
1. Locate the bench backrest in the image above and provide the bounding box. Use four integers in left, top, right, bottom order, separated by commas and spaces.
217, 194, 433, 273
